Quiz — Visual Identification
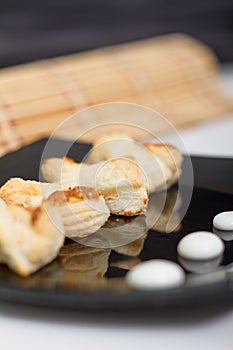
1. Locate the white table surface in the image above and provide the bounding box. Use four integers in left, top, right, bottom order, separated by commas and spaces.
0, 64, 233, 350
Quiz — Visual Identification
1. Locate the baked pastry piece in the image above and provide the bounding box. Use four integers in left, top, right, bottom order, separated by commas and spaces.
42, 157, 148, 216
0, 178, 109, 238
41, 157, 81, 187
0, 199, 64, 276
87, 133, 134, 164
47, 186, 110, 238
87, 134, 183, 193
0, 178, 42, 208
144, 143, 183, 190
0, 177, 61, 208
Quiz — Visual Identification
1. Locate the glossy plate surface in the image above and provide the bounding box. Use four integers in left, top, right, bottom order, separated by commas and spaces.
0, 138, 232, 310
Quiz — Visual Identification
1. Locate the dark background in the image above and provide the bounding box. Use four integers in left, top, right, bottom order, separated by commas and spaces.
0, 0, 232, 68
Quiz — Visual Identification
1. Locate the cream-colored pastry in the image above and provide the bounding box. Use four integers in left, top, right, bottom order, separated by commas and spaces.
95, 158, 148, 216
0, 178, 42, 208
42, 157, 148, 216
144, 143, 183, 189
0, 178, 109, 238
48, 186, 110, 238
0, 177, 61, 208
87, 134, 183, 192
41, 157, 80, 186
0, 201, 64, 276
87, 133, 134, 163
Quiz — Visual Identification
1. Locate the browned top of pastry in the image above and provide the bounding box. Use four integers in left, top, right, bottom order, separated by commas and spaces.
8, 204, 47, 227
31, 206, 42, 224
62, 157, 76, 164
48, 186, 100, 205
143, 143, 183, 171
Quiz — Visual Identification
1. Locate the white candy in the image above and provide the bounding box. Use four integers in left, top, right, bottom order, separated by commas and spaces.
177, 231, 224, 260
126, 259, 185, 290
213, 211, 233, 231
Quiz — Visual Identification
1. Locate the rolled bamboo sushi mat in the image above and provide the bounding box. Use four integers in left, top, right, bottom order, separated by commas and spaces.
0, 33, 232, 156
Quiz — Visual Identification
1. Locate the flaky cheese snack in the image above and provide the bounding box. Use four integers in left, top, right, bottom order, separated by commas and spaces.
42, 157, 148, 216
48, 186, 110, 238
0, 199, 64, 276
0, 177, 60, 208
0, 178, 110, 238
87, 134, 183, 193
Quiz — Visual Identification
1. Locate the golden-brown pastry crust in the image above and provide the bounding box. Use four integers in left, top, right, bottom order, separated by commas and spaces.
42, 157, 148, 216
143, 143, 183, 189
47, 186, 110, 238
48, 186, 100, 204
0, 177, 62, 208
0, 178, 109, 238
143, 143, 183, 173
0, 178, 42, 208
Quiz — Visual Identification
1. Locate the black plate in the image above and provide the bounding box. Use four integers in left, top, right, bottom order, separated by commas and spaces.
0, 138, 232, 310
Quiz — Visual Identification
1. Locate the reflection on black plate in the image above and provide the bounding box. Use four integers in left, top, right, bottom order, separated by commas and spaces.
0, 138, 232, 310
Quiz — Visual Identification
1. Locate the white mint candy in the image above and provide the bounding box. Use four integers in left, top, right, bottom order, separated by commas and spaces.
177, 231, 224, 260
213, 211, 233, 231
126, 259, 185, 290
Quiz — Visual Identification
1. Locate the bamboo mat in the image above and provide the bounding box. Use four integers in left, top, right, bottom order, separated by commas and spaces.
0, 33, 232, 157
